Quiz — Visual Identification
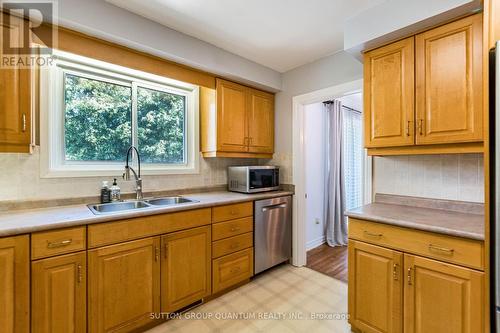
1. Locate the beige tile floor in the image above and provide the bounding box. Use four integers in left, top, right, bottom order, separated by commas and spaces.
146, 264, 352, 333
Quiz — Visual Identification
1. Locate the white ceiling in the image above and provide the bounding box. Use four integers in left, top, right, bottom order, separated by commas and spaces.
106, 0, 384, 73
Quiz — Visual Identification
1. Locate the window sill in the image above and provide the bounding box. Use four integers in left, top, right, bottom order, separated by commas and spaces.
40, 166, 200, 178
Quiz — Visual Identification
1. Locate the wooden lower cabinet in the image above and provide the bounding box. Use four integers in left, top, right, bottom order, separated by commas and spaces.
0, 235, 29, 333
212, 247, 253, 293
161, 226, 211, 312
348, 239, 484, 333
88, 237, 161, 333
348, 240, 403, 333
404, 254, 484, 333
32, 252, 86, 333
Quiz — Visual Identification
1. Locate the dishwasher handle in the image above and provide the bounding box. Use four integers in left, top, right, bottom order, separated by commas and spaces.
261, 203, 288, 212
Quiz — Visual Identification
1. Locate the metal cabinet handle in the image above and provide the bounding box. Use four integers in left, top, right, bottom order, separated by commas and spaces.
393, 263, 399, 281
77, 264, 83, 283
262, 204, 287, 212
230, 209, 238, 215
230, 227, 240, 232
428, 244, 454, 256
22, 113, 26, 132
155, 247, 160, 262
406, 120, 411, 136
230, 243, 239, 249
418, 119, 424, 135
407, 267, 413, 285
363, 231, 383, 239
47, 239, 72, 249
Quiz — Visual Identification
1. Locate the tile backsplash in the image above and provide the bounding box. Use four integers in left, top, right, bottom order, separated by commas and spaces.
373, 154, 484, 203
0, 147, 261, 202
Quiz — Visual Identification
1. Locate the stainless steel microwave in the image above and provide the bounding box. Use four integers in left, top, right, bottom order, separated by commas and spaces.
227, 166, 280, 193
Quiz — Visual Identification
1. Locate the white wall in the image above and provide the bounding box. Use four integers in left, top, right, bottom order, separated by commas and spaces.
373, 154, 484, 203
344, 0, 481, 57
48, 0, 282, 91
270, 51, 364, 184
304, 103, 326, 250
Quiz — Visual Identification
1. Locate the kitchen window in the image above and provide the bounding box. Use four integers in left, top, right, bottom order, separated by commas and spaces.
40, 51, 199, 177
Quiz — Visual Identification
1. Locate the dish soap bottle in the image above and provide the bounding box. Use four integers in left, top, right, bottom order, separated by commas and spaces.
110, 178, 121, 202
100, 181, 111, 203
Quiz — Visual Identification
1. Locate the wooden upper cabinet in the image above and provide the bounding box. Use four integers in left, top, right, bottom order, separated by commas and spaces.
415, 14, 483, 145
0, 13, 31, 153
88, 237, 160, 333
216, 79, 248, 152
0, 235, 30, 333
200, 78, 275, 158
364, 37, 415, 148
404, 254, 484, 333
32, 252, 87, 333
348, 240, 403, 333
247, 89, 274, 153
161, 226, 211, 313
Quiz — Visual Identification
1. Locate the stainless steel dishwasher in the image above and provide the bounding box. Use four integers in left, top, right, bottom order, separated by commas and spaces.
254, 196, 292, 274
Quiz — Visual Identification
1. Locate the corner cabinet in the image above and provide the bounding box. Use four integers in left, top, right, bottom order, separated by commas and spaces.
364, 13, 484, 155
0, 13, 32, 153
201, 78, 274, 158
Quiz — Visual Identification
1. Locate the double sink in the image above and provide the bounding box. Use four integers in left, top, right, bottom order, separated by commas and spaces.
88, 196, 198, 215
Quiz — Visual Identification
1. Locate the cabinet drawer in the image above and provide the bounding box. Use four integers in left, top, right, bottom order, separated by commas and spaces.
32, 227, 86, 260
212, 202, 253, 223
212, 232, 253, 258
212, 217, 253, 241
212, 247, 253, 293
348, 218, 484, 270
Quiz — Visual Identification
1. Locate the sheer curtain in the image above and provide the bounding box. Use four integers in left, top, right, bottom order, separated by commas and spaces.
342, 106, 363, 211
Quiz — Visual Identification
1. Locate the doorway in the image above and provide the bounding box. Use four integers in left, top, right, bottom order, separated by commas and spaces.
291, 79, 371, 270
302, 93, 363, 282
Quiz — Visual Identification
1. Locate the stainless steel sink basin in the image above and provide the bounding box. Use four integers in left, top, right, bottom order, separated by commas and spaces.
144, 196, 198, 206
88, 201, 151, 215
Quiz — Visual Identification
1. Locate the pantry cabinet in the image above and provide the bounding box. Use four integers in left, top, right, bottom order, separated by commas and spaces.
0, 235, 30, 333
31, 252, 87, 333
364, 13, 484, 155
0, 13, 32, 153
88, 237, 161, 333
161, 226, 211, 312
348, 240, 403, 333
201, 78, 274, 158
404, 254, 484, 333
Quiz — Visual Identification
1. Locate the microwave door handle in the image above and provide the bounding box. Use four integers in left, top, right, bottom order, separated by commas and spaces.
262, 204, 288, 212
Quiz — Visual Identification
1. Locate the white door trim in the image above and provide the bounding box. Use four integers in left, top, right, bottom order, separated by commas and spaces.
291, 79, 364, 267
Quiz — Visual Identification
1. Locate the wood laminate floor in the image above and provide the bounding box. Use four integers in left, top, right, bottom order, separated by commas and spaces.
306, 244, 348, 282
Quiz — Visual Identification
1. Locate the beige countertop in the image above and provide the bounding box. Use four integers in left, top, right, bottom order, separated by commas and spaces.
346, 202, 484, 241
0, 191, 293, 237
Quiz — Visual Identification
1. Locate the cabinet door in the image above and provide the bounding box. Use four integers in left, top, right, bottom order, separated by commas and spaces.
88, 237, 160, 333
32, 252, 86, 333
216, 78, 248, 152
348, 240, 403, 333
0, 13, 31, 152
247, 89, 274, 153
415, 14, 483, 144
364, 37, 415, 148
161, 226, 211, 312
0, 235, 29, 333
404, 254, 484, 333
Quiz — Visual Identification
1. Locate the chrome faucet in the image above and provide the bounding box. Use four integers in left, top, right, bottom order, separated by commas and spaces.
123, 146, 143, 200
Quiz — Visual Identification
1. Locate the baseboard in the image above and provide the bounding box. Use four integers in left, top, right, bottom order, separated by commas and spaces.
306, 236, 326, 251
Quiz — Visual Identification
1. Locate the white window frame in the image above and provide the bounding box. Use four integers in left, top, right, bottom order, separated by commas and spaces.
40, 50, 199, 178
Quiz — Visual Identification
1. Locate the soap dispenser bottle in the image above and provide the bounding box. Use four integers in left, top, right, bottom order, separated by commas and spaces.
110, 178, 121, 202
100, 181, 111, 203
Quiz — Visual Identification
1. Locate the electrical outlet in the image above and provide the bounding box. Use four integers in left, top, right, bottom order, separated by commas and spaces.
315, 218, 320, 225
